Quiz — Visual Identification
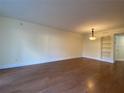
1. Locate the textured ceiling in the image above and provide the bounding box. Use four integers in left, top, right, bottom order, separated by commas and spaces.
0, 0, 124, 33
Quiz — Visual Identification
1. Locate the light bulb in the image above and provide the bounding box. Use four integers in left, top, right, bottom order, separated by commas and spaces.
89, 36, 96, 40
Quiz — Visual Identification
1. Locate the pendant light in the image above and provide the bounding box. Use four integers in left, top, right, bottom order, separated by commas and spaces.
89, 28, 96, 40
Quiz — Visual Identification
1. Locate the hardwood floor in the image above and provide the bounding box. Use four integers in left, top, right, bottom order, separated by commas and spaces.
0, 58, 124, 93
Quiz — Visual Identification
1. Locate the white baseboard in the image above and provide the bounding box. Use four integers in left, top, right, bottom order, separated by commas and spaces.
0, 57, 81, 69
83, 56, 114, 63
0, 56, 114, 70
0, 61, 45, 70
116, 59, 124, 61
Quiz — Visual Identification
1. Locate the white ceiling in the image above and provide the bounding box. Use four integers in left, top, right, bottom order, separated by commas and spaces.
0, 0, 124, 33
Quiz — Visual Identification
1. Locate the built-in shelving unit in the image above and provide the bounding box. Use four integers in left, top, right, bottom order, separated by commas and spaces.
101, 36, 112, 59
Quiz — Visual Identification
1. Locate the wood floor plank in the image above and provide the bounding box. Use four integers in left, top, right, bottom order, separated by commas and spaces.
0, 58, 124, 93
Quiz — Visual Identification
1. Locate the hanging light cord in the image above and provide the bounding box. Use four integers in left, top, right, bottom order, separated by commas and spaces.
92, 28, 94, 37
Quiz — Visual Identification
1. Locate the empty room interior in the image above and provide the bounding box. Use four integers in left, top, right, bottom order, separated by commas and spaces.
0, 0, 124, 93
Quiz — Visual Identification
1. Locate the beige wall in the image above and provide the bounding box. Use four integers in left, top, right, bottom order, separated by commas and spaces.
0, 16, 83, 69
1, 16, 124, 69
82, 34, 101, 59
82, 28, 124, 63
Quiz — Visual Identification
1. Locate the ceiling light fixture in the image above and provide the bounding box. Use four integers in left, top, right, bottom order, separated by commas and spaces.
89, 28, 96, 40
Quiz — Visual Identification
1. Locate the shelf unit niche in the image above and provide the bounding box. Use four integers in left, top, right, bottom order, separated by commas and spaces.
101, 36, 112, 59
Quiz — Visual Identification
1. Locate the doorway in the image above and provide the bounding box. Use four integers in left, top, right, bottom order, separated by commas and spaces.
114, 34, 124, 62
